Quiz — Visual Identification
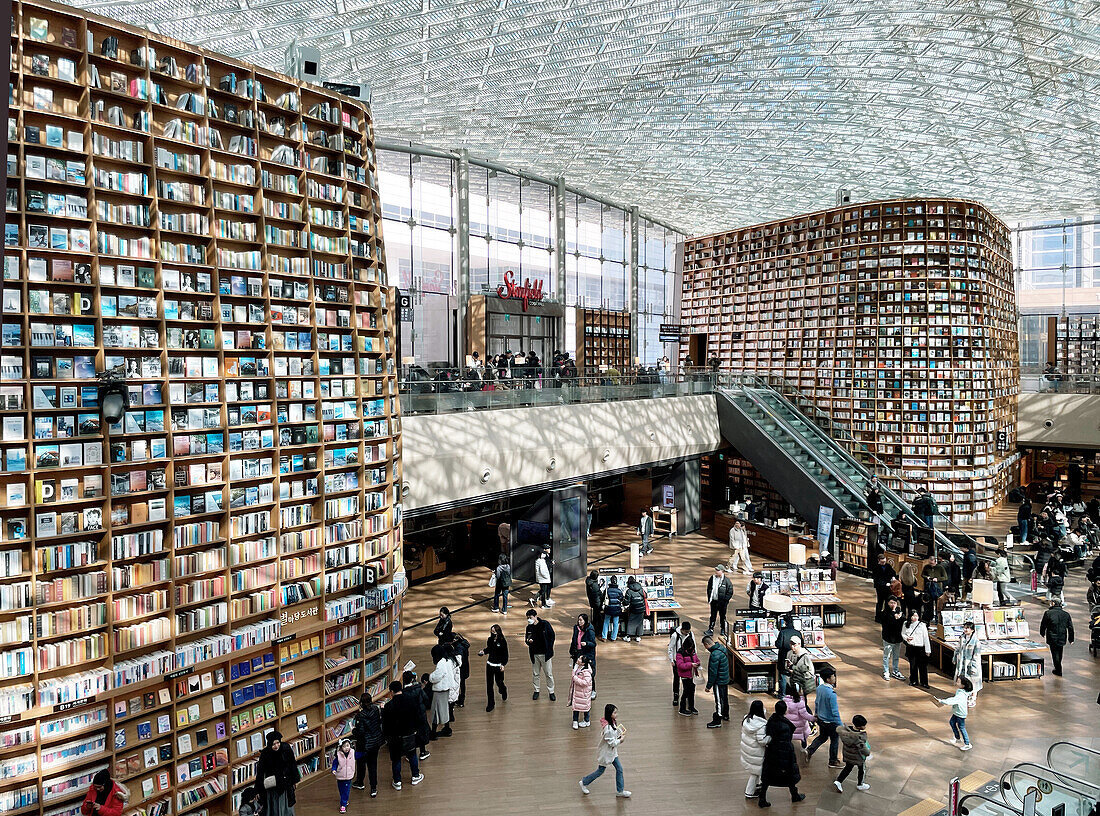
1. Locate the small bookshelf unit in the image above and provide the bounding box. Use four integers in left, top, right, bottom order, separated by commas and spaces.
0, 3, 405, 816
836, 518, 878, 575
574, 307, 630, 372
681, 198, 1019, 521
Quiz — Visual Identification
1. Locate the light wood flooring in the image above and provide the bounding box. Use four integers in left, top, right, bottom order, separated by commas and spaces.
297, 521, 1100, 815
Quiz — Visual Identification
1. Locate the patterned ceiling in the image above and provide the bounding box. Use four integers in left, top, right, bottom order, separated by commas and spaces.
74, 0, 1100, 234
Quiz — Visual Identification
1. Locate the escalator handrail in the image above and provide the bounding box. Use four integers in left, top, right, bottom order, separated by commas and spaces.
1002, 762, 1100, 803
730, 386, 872, 513
958, 793, 1022, 816
718, 388, 861, 517
1047, 741, 1100, 776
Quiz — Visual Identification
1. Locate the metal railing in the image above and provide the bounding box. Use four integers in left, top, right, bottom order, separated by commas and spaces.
1020, 365, 1100, 394
399, 371, 713, 414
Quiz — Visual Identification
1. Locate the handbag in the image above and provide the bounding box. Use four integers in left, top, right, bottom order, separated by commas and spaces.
488, 571, 497, 588
262, 775, 277, 790
400, 733, 418, 753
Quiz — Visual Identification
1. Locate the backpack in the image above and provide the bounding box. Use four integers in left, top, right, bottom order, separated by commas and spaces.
497, 563, 512, 588
926, 495, 939, 514
923, 579, 944, 601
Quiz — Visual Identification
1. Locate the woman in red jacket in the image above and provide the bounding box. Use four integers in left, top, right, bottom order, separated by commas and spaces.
80, 771, 126, 816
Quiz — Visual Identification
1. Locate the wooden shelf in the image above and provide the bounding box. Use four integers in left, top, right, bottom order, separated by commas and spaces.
681, 198, 1018, 521
0, 2, 403, 814
574, 307, 631, 372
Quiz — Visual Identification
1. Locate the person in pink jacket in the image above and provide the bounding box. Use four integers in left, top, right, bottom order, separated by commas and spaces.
783, 683, 814, 752
570, 655, 594, 729
330, 738, 356, 812
675, 641, 702, 717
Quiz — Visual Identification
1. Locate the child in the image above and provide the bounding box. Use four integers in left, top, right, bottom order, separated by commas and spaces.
330, 739, 355, 812
834, 715, 871, 792
674, 641, 701, 717
570, 655, 594, 729
238, 786, 261, 816
937, 676, 973, 751
579, 704, 630, 798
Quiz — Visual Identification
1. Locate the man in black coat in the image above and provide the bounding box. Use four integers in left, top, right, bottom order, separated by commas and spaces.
774, 615, 800, 697
705, 565, 735, 637
1040, 601, 1074, 676
585, 570, 605, 636
381, 680, 424, 790
525, 609, 556, 701
871, 553, 897, 622
1018, 497, 1033, 543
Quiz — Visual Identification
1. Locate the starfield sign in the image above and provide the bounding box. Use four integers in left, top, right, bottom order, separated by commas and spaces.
496, 270, 544, 311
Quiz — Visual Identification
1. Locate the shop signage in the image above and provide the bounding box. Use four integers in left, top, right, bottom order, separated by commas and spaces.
279, 599, 321, 631
398, 292, 413, 322
659, 323, 683, 342
496, 270, 544, 311
661, 485, 675, 509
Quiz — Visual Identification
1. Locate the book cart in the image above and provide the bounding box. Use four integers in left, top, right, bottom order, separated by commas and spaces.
931, 605, 1046, 681
728, 607, 837, 693
0, 3, 406, 816
595, 566, 681, 636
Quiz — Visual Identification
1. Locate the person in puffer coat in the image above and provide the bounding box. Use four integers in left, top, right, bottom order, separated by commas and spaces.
569, 655, 594, 729
740, 700, 770, 799
782, 684, 814, 750
834, 715, 872, 792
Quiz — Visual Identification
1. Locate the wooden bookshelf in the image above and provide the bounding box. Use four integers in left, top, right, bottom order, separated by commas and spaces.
0, 3, 404, 816
681, 198, 1019, 521
836, 518, 877, 575
574, 307, 630, 372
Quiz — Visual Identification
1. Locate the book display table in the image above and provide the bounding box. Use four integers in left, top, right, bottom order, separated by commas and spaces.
931, 605, 1045, 681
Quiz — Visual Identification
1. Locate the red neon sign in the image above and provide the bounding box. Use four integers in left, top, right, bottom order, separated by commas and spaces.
496, 270, 544, 311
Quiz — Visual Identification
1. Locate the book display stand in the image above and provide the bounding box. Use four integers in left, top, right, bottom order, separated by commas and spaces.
728, 607, 837, 693
755, 564, 845, 628
931, 605, 1045, 681
596, 566, 681, 636
0, 3, 404, 815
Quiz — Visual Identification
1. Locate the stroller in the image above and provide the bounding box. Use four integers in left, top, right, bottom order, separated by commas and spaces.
1090, 606, 1100, 658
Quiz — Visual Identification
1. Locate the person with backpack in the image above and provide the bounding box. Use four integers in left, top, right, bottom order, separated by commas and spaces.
833, 715, 872, 791
623, 576, 647, 642
601, 576, 624, 641
477, 624, 509, 712
491, 554, 512, 614
1045, 554, 1067, 606
920, 557, 947, 623
667, 620, 694, 707
350, 692, 384, 796
703, 634, 730, 728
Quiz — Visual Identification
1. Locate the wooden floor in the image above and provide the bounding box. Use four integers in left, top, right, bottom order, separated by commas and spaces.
297, 521, 1100, 816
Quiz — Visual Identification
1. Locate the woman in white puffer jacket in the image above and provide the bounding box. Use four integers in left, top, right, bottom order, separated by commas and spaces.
740, 699, 770, 799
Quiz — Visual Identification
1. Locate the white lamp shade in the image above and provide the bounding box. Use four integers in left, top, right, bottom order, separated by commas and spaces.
788, 543, 807, 566
970, 579, 994, 606
763, 594, 794, 613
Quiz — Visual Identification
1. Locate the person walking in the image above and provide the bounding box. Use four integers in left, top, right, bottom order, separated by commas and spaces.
991, 549, 1013, 605
350, 692, 383, 795
668, 620, 694, 708
758, 700, 806, 807
579, 704, 631, 798
427, 644, 457, 738
729, 520, 753, 574
786, 637, 816, 697
706, 565, 735, 636
585, 570, 605, 636
881, 597, 906, 681
806, 667, 843, 768
902, 609, 931, 688
741, 700, 769, 799
569, 655, 594, 729
255, 730, 301, 816
783, 683, 814, 753
936, 677, 974, 750
80, 770, 126, 816
491, 554, 512, 614
525, 608, 556, 700
381, 681, 424, 790
703, 634, 730, 727
601, 576, 623, 641
534, 547, 554, 608
639, 509, 655, 556
330, 738, 356, 812
477, 623, 509, 712
1039, 600, 1074, 676
1045, 554, 1067, 606
775, 615, 800, 698
569, 613, 598, 697
833, 715, 872, 791
952, 621, 982, 705
871, 553, 897, 622
675, 638, 701, 716
624, 576, 647, 642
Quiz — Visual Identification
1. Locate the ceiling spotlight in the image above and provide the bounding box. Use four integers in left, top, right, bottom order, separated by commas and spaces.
480, 468, 492, 484
546, 457, 557, 472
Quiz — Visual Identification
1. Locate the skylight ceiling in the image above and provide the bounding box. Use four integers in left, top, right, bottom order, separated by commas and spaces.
73, 0, 1100, 234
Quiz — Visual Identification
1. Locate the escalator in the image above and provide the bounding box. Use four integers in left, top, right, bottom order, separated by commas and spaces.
715, 375, 1018, 567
